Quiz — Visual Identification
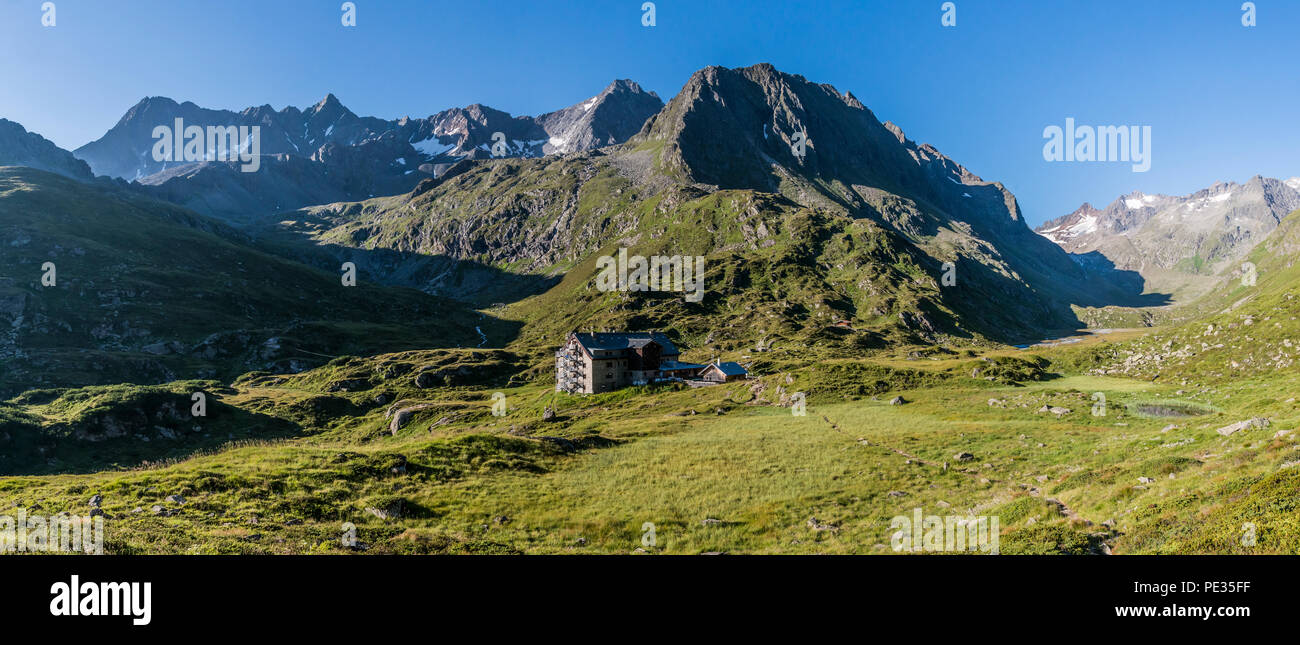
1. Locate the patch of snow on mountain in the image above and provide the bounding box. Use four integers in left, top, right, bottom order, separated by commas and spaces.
1067, 214, 1098, 236
412, 137, 456, 157
1037, 213, 1096, 245
1183, 191, 1235, 212
512, 139, 548, 156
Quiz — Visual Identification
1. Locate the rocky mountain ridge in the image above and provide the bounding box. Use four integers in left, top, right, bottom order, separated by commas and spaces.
69, 82, 663, 221
1036, 175, 1300, 300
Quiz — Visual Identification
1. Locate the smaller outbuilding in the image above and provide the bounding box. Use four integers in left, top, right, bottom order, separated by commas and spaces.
698, 360, 748, 383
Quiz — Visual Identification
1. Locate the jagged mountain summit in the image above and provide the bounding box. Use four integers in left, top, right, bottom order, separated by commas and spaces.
71, 83, 665, 176
0, 119, 95, 181
536, 80, 663, 154
412, 80, 663, 160
70, 81, 664, 221
73, 93, 388, 181
1036, 176, 1300, 299
631, 63, 1156, 320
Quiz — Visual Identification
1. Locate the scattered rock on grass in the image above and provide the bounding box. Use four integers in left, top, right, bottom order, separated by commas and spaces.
364, 500, 404, 520
1216, 417, 1270, 437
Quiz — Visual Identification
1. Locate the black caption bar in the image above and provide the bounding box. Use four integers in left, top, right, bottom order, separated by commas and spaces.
0, 555, 1291, 635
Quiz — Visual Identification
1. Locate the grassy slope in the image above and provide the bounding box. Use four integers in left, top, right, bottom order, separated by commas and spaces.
492, 190, 970, 377
1059, 209, 1300, 384
0, 167, 492, 395
264, 136, 1103, 348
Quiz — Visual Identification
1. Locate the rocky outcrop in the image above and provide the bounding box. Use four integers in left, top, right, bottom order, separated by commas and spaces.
0, 119, 95, 181
364, 498, 404, 520
66, 397, 196, 443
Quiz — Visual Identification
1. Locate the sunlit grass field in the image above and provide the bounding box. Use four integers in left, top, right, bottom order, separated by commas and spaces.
4, 337, 1297, 554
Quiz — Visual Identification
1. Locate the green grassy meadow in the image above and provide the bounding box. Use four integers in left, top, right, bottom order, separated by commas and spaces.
4, 331, 1296, 555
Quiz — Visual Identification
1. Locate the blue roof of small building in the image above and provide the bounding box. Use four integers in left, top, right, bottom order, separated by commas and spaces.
706, 361, 748, 376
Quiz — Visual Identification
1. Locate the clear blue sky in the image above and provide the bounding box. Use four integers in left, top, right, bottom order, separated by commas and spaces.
2, 0, 1297, 225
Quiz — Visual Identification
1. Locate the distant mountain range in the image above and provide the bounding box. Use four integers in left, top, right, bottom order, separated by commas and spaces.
69, 80, 663, 221
1036, 176, 1300, 300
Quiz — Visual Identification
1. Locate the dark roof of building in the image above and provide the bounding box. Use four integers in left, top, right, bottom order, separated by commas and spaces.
571, 332, 679, 355
704, 361, 748, 376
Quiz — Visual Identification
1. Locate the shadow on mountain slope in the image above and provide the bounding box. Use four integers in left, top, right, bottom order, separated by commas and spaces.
1064, 251, 1174, 307
0, 166, 524, 396
246, 231, 563, 308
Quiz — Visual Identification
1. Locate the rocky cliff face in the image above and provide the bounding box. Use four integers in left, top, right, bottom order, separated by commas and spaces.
536, 80, 664, 154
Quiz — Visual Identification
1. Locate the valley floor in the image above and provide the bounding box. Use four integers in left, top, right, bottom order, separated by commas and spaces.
3, 336, 1298, 555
